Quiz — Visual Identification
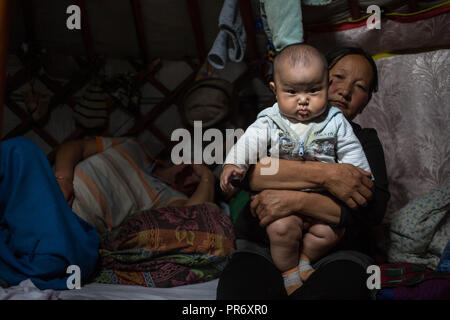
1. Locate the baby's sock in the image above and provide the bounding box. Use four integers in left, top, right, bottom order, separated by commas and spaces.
282, 266, 302, 295
299, 254, 315, 282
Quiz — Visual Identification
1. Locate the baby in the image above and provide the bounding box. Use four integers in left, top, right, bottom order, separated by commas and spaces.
220, 44, 372, 295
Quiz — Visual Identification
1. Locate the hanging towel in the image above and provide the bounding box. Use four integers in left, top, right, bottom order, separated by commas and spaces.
260, 0, 332, 52
207, 0, 247, 69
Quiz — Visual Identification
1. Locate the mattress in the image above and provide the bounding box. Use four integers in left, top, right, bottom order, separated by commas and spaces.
1, 278, 219, 300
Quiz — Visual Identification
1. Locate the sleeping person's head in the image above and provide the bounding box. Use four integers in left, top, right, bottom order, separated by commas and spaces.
326, 47, 379, 121
270, 43, 329, 123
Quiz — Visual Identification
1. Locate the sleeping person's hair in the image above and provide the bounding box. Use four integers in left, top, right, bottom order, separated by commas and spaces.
325, 46, 379, 97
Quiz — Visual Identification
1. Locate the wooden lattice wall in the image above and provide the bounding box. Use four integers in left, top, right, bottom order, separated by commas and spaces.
0, 0, 422, 162
0, 0, 264, 164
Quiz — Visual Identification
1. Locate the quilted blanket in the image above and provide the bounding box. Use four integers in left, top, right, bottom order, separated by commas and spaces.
93, 203, 235, 288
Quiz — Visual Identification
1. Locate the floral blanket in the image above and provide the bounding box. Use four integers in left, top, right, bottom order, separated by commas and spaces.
93, 203, 235, 287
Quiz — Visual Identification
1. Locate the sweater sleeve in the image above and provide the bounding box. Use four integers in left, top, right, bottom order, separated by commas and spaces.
224, 117, 273, 173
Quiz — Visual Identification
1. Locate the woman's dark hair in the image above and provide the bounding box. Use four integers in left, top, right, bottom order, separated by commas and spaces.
325, 47, 379, 97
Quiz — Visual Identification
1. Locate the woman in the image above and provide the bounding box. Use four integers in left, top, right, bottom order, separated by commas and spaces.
216, 47, 390, 300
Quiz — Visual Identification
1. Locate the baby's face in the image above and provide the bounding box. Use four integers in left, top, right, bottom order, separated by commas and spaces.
270, 60, 328, 123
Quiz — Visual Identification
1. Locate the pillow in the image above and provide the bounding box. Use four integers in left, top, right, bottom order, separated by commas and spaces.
93, 203, 235, 287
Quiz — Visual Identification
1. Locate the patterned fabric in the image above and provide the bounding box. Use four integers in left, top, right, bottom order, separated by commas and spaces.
354, 49, 450, 217
379, 263, 450, 289
386, 186, 450, 269
93, 203, 235, 288
72, 137, 188, 234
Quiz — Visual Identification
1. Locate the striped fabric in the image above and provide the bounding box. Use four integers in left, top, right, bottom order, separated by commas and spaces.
72, 137, 187, 234
73, 83, 109, 129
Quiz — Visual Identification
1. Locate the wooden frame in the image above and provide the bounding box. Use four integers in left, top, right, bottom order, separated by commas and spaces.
0, 0, 12, 141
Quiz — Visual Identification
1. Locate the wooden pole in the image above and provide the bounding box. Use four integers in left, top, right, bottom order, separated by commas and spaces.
130, 0, 151, 65
186, 0, 207, 61
76, 0, 97, 62
408, 0, 419, 12
347, 0, 361, 20
0, 0, 12, 141
239, 0, 258, 62
21, 0, 36, 54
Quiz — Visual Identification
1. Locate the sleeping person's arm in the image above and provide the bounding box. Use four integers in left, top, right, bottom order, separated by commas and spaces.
184, 165, 215, 206
168, 164, 215, 207
54, 138, 99, 205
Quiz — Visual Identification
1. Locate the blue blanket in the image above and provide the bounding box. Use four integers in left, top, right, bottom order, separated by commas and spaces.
0, 137, 99, 290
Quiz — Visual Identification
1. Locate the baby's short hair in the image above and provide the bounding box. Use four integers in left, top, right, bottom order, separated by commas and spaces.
273, 43, 328, 81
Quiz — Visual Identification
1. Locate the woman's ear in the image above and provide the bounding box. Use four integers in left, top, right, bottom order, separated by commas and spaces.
269, 81, 276, 95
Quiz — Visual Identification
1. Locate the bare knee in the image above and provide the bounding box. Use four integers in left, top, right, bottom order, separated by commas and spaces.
307, 224, 344, 245
267, 216, 303, 244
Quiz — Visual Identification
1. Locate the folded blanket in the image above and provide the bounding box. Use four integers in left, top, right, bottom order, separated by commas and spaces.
93, 203, 235, 287
387, 186, 450, 269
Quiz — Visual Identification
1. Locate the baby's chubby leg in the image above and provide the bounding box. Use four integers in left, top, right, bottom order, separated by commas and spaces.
302, 224, 345, 263
266, 215, 303, 295
298, 224, 345, 282
266, 215, 304, 272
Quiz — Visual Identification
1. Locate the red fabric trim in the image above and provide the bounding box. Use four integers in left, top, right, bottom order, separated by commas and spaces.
305, 4, 450, 33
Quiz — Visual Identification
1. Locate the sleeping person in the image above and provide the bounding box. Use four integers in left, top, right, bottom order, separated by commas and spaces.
0, 135, 218, 289
54, 137, 216, 234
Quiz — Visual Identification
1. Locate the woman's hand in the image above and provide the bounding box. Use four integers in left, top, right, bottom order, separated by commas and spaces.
250, 190, 302, 227
322, 163, 373, 210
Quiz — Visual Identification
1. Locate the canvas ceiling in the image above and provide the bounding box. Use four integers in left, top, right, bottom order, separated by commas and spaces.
9, 0, 445, 60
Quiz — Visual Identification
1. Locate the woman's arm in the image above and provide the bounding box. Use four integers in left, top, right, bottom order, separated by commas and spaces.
250, 189, 341, 227
54, 139, 99, 204
250, 126, 390, 229
248, 158, 373, 210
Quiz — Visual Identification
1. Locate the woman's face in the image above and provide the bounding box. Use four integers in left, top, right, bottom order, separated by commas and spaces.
328, 54, 374, 121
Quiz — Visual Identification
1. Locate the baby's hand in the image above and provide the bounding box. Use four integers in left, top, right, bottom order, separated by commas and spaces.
220, 164, 245, 194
